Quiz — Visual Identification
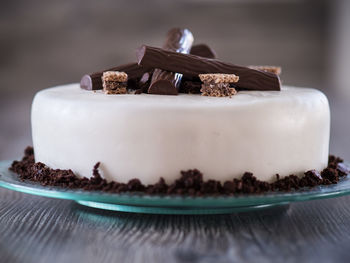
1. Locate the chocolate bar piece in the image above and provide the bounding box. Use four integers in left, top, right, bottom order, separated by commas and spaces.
135, 72, 152, 94
179, 44, 217, 93
80, 63, 147, 90
148, 28, 194, 95
148, 70, 182, 95
148, 43, 217, 94
179, 80, 202, 94
190, 44, 217, 59
199, 73, 239, 97
136, 46, 281, 91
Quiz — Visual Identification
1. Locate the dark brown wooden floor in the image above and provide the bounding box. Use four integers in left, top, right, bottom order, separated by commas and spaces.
1, 188, 350, 263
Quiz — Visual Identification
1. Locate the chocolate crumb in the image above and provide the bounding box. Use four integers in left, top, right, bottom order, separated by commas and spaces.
337, 163, 350, 177
301, 170, 323, 187
9, 147, 350, 196
321, 168, 339, 184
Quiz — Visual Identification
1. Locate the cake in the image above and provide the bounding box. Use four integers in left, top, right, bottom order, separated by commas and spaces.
31, 84, 330, 184
11, 27, 348, 195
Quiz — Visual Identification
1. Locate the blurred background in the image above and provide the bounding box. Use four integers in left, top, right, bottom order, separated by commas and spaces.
0, 0, 349, 160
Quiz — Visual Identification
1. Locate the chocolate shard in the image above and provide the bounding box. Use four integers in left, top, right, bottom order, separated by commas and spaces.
148, 28, 194, 95
148, 70, 180, 95
136, 45, 281, 91
190, 44, 217, 59
136, 71, 152, 94
303, 170, 323, 186
337, 163, 350, 177
80, 62, 148, 90
159, 43, 217, 94
179, 80, 202, 94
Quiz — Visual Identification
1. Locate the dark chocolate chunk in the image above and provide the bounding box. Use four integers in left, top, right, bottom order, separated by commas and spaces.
80, 63, 148, 90
164, 43, 217, 94
136, 72, 152, 94
223, 181, 236, 193
146, 178, 168, 194
9, 147, 349, 196
148, 28, 194, 95
190, 44, 217, 59
179, 80, 202, 94
179, 44, 217, 93
301, 170, 323, 186
329, 155, 344, 165
272, 174, 301, 192
127, 178, 145, 191
321, 168, 339, 184
337, 163, 350, 177
136, 45, 281, 91
148, 70, 181, 95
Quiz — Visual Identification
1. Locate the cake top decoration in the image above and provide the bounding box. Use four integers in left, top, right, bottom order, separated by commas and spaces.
80, 28, 281, 96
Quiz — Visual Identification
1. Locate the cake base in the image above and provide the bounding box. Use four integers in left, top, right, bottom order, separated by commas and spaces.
31, 84, 330, 184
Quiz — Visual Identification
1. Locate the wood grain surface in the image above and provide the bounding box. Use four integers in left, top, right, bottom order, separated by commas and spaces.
0, 187, 350, 263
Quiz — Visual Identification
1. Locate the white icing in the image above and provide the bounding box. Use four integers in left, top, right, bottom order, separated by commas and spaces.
31, 84, 330, 183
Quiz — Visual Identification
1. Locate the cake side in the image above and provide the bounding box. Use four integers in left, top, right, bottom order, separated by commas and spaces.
31, 84, 330, 184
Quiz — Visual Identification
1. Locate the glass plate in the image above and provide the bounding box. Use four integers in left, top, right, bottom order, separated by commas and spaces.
0, 160, 349, 214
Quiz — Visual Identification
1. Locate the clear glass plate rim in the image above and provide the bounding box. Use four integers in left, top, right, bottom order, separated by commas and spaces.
1, 160, 349, 208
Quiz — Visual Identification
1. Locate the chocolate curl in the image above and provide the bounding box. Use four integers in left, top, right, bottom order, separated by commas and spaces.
136, 45, 281, 91
80, 63, 148, 90
148, 28, 194, 95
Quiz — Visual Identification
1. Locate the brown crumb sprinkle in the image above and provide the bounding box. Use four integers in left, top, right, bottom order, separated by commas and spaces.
9, 147, 349, 196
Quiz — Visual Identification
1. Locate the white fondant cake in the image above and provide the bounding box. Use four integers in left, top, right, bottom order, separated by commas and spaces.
31, 84, 330, 184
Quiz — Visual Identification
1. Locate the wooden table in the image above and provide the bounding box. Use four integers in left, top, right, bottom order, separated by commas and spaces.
1, 187, 350, 263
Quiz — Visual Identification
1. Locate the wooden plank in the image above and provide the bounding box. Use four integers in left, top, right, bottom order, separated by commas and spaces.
0, 188, 350, 263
